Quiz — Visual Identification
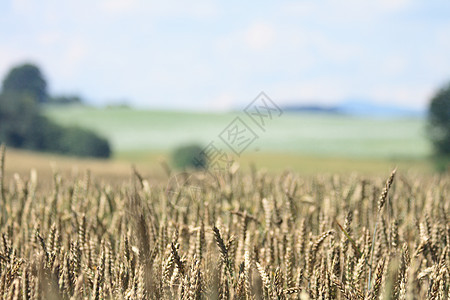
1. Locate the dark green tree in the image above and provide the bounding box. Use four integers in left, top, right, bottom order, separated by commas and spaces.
0, 62, 111, 158
427, 82, 450, 155
0, 92, 40, 147
2, 63, 48, 103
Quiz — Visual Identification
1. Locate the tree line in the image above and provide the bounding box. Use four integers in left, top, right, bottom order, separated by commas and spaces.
0, 63, 111, 158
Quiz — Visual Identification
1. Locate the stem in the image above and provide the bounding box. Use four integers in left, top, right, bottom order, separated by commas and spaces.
0, 144, 4, 204
367, 213, 379, 292
0, 144, 5, 225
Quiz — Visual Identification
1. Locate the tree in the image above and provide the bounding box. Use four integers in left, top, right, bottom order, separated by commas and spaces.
0, 92, 111, 157
0, 61, 112, 158
172, 144, 207, 170
427, 82, 450, 155
2, 63, 48, 103
0, 92, 40, 147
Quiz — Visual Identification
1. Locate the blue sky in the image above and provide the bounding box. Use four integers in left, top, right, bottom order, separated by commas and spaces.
1, 0, 449, 111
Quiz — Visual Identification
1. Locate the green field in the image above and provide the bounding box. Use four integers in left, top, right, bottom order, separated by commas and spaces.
44, 105, 430, 159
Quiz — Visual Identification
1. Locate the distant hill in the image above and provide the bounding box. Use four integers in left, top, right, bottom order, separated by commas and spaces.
281, 104, 340, 114
283, 99, 425, 117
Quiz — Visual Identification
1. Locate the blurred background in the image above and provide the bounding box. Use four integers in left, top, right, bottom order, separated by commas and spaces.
1, 0, 449, 177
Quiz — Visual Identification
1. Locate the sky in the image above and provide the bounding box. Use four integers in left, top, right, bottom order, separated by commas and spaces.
1, 0, 450, 111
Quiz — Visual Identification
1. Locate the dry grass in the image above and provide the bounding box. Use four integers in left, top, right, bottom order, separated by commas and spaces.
0, 146, 448, 299
2, 148, 165, 185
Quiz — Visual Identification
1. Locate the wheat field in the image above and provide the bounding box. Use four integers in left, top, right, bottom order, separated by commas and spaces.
0, 145, 448, 299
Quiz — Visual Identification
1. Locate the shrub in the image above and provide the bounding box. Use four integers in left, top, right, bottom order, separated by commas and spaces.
56, 126, 111, 158
171, 143, 207, 170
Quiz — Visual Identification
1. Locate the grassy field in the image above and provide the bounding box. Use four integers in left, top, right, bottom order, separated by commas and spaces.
44, 105, 430, 159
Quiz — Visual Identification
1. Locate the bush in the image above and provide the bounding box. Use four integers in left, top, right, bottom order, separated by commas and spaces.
57, 126, 111, 158
21, 115, 62, 151
172, 144, 207, 170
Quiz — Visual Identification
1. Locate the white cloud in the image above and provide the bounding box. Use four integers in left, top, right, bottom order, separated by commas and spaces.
369, 84, 435, 109
294, 30, 360, 64
11, 0, 34, 13
64, 41, 88, 71
380, 56, 409, 76
95, 0, 218, 19
2, 0, 448, 110
208, 93, 237, 111
377, 0, 413, 12
37, 31, 62, 46
152, 1, 219, 19
244, 22, 276, 51
281, 0, 414, 23
98, 0, 139, 15
216, 22, 277, 54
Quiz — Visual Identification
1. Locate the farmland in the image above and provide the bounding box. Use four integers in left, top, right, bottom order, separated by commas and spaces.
0, 106, 445, 299
0, 145, 448, 299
